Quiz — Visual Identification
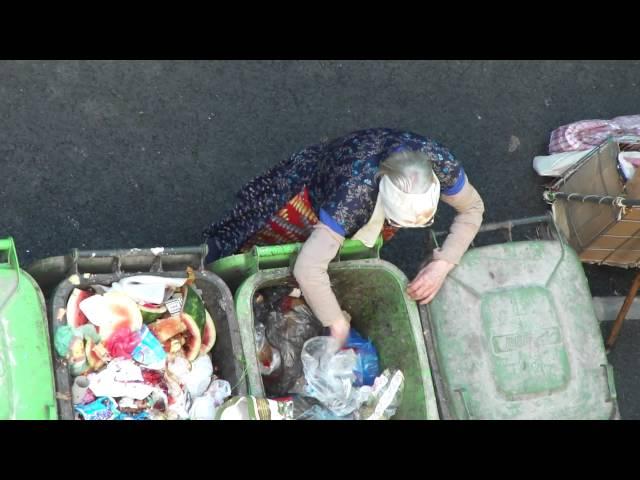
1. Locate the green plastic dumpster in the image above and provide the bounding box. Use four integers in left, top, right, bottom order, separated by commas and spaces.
0, 238, 57, 419
49, 270, 248, 420
211, 237, 440, 420
423, 238, 619, 420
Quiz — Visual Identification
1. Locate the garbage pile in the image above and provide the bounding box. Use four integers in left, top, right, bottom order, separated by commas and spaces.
215, 285, 404, 420
54, 270, 232, 420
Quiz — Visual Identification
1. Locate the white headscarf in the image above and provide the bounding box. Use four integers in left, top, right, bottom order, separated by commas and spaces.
352, 174, 440, 247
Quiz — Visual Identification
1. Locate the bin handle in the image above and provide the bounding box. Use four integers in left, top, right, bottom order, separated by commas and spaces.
455, 388, 473, 420
252, 236, 383, 272
0, 237, 20, 318
0, 237, 20, 271
46, 403, 57, 420
432, 214, 564, 249
336, 236, 382, 262
602, 364, 617, 402
253, 243, 302, 272
69, 245, 209, 275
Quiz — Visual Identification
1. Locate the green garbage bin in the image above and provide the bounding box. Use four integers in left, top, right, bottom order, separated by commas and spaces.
211, 237, 440, 420
49, 270, 247, 420
0, 238, 57, 420
424, 237, 619, 419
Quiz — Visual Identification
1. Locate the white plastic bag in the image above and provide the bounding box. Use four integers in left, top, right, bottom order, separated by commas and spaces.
208, 379, 232, 406
184, 355, 214, 398
356, 369, 405, 420
301, 336, 366, 417
188, 379, 232, 420
255, 322, 282, 376
110, 275, 188, 305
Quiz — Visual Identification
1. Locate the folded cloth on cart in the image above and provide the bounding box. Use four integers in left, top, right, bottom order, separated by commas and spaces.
533, 150, 593, 177
549, 115, 640, 154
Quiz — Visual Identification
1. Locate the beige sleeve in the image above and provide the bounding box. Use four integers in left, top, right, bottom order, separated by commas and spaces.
293, 222, 346, 327
432, 176, 485, 265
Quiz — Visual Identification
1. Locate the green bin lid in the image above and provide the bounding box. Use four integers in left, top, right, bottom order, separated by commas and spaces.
427, 240, 618, 420
0, 237, 57, 419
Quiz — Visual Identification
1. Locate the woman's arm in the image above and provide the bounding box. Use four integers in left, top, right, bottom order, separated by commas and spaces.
293, 222, 351, 345
433, 175, 485, 265
407, 176, 484, 303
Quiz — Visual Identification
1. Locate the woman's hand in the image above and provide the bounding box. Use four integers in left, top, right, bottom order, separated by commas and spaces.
330, 313, 351, 347
407, 259, 456, 304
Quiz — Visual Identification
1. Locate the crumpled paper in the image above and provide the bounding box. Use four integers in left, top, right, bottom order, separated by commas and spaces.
88, 358, 155, 400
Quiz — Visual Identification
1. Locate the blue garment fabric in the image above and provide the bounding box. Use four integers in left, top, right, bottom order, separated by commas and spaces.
319, 208, 346, 237
441, 167, 466, 196
203, 128, 463, 261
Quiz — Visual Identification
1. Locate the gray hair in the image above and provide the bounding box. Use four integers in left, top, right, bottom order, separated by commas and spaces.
377, 150, 434, 194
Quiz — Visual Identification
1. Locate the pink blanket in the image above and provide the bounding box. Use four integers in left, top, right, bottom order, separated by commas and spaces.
549, 115, 640, 153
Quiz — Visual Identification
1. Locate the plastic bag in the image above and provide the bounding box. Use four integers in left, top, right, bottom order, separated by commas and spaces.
189, 396, 216, 420
110, 275, 188, 305
252, 286, 294, 323
297, 404, 353, 420
254, 322, 282, 376
356, 369, 405, 420
75, 396, 120, 420
289, 395, 353, 420
345, 329, 379, 387
54, 325, 76, 357
301, 336, 369, 417
208, 379, 232, 406
131, 325, 166, 369
262, 303, 323, 397
188, 379, 232, 420
215, 396, 293, 420
184, 355, 214, 398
